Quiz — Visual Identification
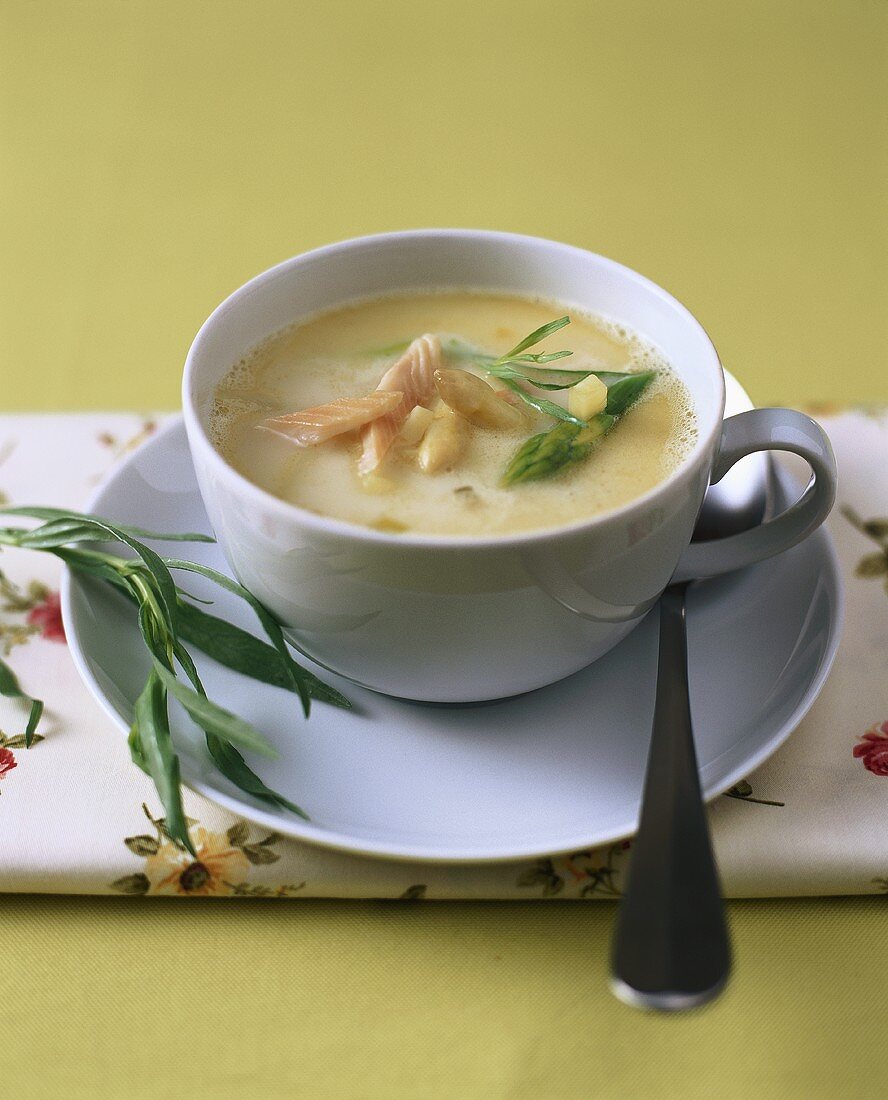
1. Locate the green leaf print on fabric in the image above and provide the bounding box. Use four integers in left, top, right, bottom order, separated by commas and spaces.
725, 779, 785, 807
0, 729, 44, 750
516, 858, 565, 897
110, 873, 151, 895
843, 506, 888, 593
96, 419, 159, 462
516, 844, 630, 898
399, 885, 427, 901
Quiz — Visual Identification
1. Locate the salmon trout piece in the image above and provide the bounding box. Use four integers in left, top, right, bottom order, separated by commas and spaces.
259, 390, 403, 447
359, 334, 441, 475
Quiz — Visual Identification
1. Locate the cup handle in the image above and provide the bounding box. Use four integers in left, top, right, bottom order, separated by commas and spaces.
672, 408, 836, 583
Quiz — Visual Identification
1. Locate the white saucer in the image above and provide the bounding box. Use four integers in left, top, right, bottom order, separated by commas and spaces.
61, 418, 843, 864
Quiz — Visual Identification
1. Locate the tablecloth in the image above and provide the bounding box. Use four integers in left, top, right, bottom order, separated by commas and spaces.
2, 410, 886, 899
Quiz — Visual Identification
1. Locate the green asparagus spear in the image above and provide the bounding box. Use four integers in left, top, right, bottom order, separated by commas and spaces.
502, 369, 656, 486
502, 414, 614, 485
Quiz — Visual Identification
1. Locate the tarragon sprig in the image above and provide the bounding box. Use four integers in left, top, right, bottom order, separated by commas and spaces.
369, 316, 573, 370
448, 318, 658, 431
0, 507, 350, 854
448, 317, 587, 426
482, 315, 575, 369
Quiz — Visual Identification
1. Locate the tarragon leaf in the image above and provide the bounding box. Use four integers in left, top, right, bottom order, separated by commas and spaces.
172, 640, 308, 820
486, 364, 595, 391
206, 735, 309, 819
132, 670, 194, 855
150, 657, 277, 758
136, 604, 275, 759
164, 559, 313, 718
0, 506, 213, 542
0, 657, 43, 747
496, 377, 586, 426
174, 598, 350, 710
499, 315, 571, 358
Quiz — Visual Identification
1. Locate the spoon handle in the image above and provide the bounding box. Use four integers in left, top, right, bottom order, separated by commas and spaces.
610, 583, 731, 1011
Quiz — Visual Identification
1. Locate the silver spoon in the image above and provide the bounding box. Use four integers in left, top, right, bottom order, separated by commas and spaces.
610, 391, 771, 1012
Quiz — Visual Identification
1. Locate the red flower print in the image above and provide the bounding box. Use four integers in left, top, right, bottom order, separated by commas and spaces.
26, 592, 66, 643
0, 747, 17, 781
853, 722, 888, 776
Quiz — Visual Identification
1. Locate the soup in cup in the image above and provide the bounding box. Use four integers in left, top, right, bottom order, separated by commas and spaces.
183, 231, 835, 701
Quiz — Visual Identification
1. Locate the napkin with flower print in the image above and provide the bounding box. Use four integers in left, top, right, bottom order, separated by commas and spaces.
0, 411, 886, 898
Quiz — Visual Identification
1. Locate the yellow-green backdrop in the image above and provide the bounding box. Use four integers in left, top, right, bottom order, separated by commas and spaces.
2, 0, 885, 412
2, 2, 886, 1098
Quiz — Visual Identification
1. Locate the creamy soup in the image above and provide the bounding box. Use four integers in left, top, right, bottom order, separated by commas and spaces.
211, 292, 696, 536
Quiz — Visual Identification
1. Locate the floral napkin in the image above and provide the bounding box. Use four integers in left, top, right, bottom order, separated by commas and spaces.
1, 411, 886, 899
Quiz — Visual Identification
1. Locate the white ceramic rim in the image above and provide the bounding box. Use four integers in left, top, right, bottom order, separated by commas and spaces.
60, 422, 844, 863
182, 229, 726, 550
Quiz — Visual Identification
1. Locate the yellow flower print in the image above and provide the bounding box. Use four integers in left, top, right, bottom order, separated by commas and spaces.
143, 827, 250, 896
110, 805, 291, 896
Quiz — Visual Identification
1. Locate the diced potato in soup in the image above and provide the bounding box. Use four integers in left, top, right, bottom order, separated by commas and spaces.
211, 292, 696, 537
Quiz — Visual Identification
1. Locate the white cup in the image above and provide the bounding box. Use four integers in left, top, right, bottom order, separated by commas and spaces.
183, 230, 836, 701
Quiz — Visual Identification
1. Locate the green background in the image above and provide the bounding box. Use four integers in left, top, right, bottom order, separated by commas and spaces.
2, 2, 886, 1097
2, 0, 885, 411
